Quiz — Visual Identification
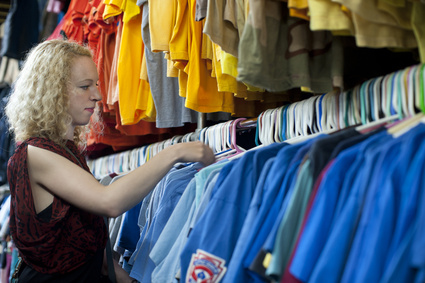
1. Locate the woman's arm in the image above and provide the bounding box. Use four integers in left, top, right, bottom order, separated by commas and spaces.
27, 141, 215, 217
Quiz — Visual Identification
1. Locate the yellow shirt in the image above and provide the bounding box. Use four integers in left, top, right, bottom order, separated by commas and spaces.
118, 1, 156, 125
212, 43, 238, 93
184, 0, 234, 113
288, 0, 309, 21
103, 0, 124, 20
308, 0, 354, 35
169, 0, 190, 98
149, 0, 175, 52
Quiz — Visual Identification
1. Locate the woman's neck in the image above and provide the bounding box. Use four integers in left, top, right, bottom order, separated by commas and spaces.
65, 126, 75, 141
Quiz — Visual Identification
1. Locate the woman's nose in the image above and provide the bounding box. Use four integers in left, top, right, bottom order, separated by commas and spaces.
91, 87, 102, 102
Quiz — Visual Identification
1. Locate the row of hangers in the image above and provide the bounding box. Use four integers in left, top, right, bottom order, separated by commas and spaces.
88, 63, 425, 179
255, 63, 425, 146
88, 117, 256, 179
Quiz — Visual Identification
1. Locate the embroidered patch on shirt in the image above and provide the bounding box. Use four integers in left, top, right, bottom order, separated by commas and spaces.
186, 249, 227, 283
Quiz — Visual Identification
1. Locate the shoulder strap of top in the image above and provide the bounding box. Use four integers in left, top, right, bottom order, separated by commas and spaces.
63, 146, 83, 168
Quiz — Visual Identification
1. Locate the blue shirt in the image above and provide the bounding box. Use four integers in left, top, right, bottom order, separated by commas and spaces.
261, 161, 310, 256
149, 177, 197, 283
224, 138, 316, 283
378, 124, 425, 283
341, 124, 425, 283
180, 143, 283, 282
223, 156, 276, 283
247, 139, 317, 280
129, 163, 201, 282
265, 159, 313, 280
289, 150, 358, 281
380, 130, 425, 283
151, 168, 223, 283
308, 131, 392, 283
411, 152, 425, 283
116, 201, 143, 255
194, 160, 230, 208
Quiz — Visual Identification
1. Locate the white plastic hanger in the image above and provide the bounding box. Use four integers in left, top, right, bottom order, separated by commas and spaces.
407, 65, 417, 116
352, 85, 362, 126
399, 67, 409, 118
372, 76, 384, 121
274, 106, 283, 143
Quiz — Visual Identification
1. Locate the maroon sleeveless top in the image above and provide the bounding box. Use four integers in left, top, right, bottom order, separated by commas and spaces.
7, 137, 108, 274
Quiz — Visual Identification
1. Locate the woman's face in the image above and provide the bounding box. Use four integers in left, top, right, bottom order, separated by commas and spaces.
67, 56, 101, 127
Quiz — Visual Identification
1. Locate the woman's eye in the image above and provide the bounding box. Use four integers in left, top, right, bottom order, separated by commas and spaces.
80, 86, 89, 90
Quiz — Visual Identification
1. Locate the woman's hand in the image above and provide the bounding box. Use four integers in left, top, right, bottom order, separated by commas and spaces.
168, 141, 216, 166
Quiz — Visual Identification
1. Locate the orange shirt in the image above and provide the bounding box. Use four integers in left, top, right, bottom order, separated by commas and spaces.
61, 0, 87, 42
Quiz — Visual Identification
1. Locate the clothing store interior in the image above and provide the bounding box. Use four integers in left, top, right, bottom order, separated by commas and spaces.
0, 0, 424, 282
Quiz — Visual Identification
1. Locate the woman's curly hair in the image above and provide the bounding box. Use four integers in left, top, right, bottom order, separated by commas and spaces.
5, 39, 100, 149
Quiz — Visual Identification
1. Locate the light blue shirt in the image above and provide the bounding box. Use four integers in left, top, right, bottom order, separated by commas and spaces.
129, 163, 201, 282
151, 168, 223, 283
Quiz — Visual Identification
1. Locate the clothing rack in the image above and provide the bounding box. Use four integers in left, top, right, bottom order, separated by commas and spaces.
87, 63, 425, 179
108, 76, 425, 282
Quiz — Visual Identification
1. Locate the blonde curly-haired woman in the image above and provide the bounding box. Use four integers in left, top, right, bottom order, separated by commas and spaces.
5, 39, 215, 283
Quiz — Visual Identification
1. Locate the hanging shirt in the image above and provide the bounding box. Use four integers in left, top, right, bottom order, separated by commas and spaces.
96, 17, 117, 109
288, 128, 387, 282
308, 127, 360, 181
203, 0, 239, 57
193, 160, 230, 209
237, 3, 343, 93
0, 0, 39, 61
60, 0, 87, 43
106, 14, 123, 109
211, 43, 238, 94
288, 0, 309, 21
150, 167, 222, 283
223, 138, 316, 283
261, 159, 310, 263
147, 178, 197, 282
308, 0, 354, 35
180, 143, 283, 282
380, 133, 425, 282
340, 124, 425, 283
246, 139, 317, 280
117, 0, 156, 125
261, 129, 360, 280
169, 0, 190, 99
140, 0, 198, 128
307, 131, 394, 283
103, 0, 124, 19
148, 0, 174, 52
129, 162, 201, 282
264, 159, 313, 281
189, 164, 232, 232
182, 0, 235, 113
195, 0, 207, 21
115, 199, 143, 255
223, 156, 277, 282
280, 159, 331, 283
336, 0, 417, 49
